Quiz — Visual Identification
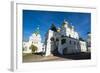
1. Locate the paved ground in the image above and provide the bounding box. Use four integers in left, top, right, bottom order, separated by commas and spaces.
23, 52, 91, 63
23, 54, 70, 62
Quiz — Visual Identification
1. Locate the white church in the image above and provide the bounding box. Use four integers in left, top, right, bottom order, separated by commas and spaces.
23, 27, 44, 53
23, 20, 90, 56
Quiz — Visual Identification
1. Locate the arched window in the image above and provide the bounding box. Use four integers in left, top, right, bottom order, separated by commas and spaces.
74, 41, 76, 45
61, 35, 64, 37
69, 40, 71, 44
50, 37, 54, 41
56, 38, 59, 41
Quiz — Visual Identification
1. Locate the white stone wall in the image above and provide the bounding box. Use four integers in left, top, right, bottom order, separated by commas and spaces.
79, 41, 87, 52
58, 37, 81, 55
23, 42, 32, 53
23, 33, 43, 53
45, 30, 54, 56
74, 32, 79, 39
30, 33, 43, 52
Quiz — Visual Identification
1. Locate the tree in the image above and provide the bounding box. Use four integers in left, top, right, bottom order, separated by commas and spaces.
29, 44, 38, 54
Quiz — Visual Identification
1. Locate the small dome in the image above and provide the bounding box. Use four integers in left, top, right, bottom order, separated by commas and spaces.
62, 20, 69, 27
57, 28, 61, 32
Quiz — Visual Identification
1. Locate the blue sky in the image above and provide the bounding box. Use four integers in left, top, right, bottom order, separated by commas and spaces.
23, 10, 91, 42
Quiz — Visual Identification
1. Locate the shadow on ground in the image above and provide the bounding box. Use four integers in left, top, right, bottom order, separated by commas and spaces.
23, 51, 91, 63
53, 52, 91, 60
33, 51, 91, 60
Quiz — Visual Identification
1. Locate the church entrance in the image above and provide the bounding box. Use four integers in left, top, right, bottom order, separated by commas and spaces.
63, 47, 68, 55
51, 46, 59, 55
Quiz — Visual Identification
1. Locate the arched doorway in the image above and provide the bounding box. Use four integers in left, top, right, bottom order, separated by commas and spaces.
63, 47, 68, 55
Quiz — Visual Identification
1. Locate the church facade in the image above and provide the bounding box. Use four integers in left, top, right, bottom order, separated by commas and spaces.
44, 20, 87, 56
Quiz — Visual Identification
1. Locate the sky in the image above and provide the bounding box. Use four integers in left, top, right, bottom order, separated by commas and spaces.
23, 10, 91, 42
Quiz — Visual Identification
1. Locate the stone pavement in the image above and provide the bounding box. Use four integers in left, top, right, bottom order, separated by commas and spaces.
23, 52, 91, 63
23, 53, 71, 63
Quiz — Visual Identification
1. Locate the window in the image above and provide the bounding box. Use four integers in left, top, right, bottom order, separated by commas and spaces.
74, 41, 76, 45
69, 40, 71, 44
23, 47, 27, 51
56, 38, 59, 41
61, 35, 64, 37
50, 37, 54, 41
61, 39, 66, 45
63, 47, 68, 55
